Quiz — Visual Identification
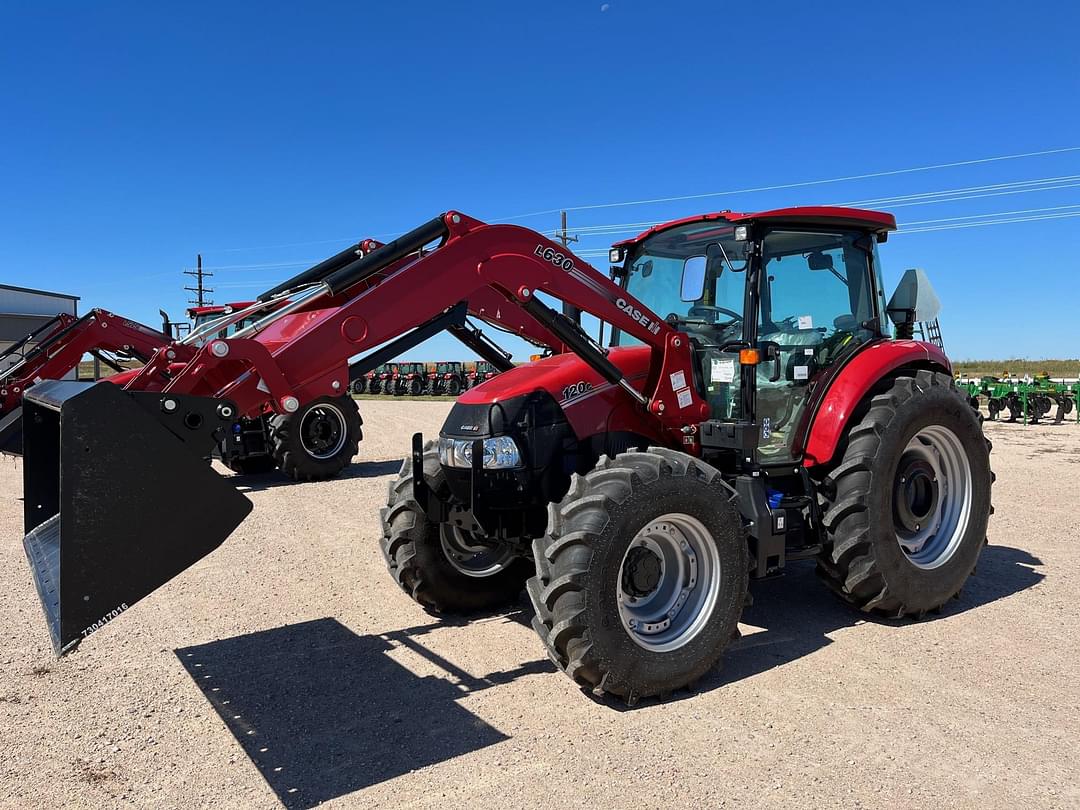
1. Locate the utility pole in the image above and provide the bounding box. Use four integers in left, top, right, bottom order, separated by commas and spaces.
184, 254, 214, 307
555, 211, 581, 324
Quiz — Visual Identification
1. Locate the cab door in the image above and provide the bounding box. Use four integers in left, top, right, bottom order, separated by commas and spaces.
753, 230, 877, 464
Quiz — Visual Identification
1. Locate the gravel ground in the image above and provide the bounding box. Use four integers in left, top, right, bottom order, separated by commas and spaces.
1, 400, 1078, 809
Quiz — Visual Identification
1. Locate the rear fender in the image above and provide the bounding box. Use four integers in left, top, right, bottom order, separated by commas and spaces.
802, 340, 950, 468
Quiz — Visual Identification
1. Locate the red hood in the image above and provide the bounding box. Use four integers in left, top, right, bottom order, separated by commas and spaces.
456, 346, 661, 442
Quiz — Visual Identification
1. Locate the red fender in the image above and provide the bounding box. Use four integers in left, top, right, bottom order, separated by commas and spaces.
802, 340, 950, 468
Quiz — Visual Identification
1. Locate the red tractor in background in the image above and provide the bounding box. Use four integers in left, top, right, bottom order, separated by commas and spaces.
467, 360, 499, 389
393, 362, 428, 396
18, 207, 990, 708
369, 363, 398, 395
426, 361, 466, 396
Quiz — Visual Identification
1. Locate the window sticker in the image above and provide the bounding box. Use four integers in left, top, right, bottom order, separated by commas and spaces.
797, 315, 813, 330
711, 357, 736, 384
793, 365, 809, 380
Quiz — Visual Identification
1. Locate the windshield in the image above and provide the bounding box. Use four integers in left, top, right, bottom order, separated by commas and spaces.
191, 313, 259, 336
614, 221, 747, 347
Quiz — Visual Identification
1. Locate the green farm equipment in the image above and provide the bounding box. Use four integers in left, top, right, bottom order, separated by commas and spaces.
959, 374, 1079, 425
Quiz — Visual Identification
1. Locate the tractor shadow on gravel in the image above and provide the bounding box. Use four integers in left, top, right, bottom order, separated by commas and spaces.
230, 459, 404, 492
704, 543, 1044, 695
175, 614, 545, 809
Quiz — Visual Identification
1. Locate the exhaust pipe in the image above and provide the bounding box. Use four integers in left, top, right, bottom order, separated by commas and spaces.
20, 380, 252, 655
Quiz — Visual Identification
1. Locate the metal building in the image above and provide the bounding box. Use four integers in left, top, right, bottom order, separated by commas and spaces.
0, 283, 80, 374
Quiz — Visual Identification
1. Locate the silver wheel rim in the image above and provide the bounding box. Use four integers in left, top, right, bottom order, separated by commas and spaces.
299, 402, 347, 460
617, 513, 722, 652
893, 425, 973, 569
439, 525, 515, 578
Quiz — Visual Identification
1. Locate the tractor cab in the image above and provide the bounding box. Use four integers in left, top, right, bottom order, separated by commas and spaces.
610, 208, 903, 467
186, 301, 265, 340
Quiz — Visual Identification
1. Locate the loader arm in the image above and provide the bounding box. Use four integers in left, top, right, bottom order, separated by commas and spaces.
1, 310, 191, 454
127, 212, 706, 445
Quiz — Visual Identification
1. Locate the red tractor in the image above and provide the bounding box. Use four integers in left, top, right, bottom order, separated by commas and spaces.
0, 297, 364, 480
18, 208, 991, 707
426, 361, 466, 396
467, 360, 499, 389
394, 362, 428, 396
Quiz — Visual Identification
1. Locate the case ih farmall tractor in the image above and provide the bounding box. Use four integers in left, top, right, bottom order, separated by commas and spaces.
467, 360, 499, 389
427, 361, 466, 396
394, 362, 428, 396
18, 207, 991, 706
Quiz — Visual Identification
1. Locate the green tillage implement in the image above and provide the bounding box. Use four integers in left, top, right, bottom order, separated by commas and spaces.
959, 377, 1079, 425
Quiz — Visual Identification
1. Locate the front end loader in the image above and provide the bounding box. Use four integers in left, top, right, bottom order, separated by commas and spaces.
16, 208, 991, 708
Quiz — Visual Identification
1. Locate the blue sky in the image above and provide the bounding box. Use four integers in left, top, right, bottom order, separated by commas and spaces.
1, 1, 1078, 363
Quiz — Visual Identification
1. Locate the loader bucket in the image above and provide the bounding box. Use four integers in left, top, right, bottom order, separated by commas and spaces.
20, 380, 252, 656
0, 405, 21, 455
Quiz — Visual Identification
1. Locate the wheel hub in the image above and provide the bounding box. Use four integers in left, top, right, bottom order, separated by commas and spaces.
439, 525, 516, 578
893, 455, 939, 533
616, 515, 721, 653
299, 403, 347, 460
892, 425, 974, 569
622, 546, 663, 597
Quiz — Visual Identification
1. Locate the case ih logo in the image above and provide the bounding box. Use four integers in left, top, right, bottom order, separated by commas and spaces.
534, 244, 575, 271
616, 298, 661, 336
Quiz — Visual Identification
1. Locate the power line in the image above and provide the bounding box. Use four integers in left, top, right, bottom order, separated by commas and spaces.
498, 145, 1080, 220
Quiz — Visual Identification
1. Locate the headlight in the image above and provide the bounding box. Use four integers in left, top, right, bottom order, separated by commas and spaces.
437, 435, 523, 469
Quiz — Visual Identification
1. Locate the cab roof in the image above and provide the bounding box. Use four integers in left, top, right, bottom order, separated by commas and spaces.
186, 300, 255, 317
612, 206, 896, 249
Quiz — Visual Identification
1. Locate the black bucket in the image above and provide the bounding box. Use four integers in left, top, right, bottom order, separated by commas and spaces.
0, 405, 21, 455
20, 380, 252, 655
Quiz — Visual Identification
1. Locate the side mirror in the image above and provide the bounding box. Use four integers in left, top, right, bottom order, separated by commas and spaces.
681, 256, 707, 302
887, 267, 941, 327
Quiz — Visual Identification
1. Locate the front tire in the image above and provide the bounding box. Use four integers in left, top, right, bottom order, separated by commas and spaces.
380, 442, 533, 613
269, 395, 363, 482
528, 448, 747, 704
817, 370, 993, 617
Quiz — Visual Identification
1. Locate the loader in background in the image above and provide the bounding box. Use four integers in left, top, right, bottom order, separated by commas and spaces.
17, 207, 991, 709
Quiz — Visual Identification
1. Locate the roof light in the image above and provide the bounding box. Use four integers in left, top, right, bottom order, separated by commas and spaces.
609, 248, 623, 263
734, 225, 749, 242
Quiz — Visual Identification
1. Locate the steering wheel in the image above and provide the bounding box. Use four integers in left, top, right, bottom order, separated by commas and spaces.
688, 304, 742, 322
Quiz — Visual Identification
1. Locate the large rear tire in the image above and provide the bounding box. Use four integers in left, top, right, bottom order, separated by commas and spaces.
528, 448, 747, 704
380, 442, 533, 613
817, 370, 993, 617
269, 395, 362, 482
